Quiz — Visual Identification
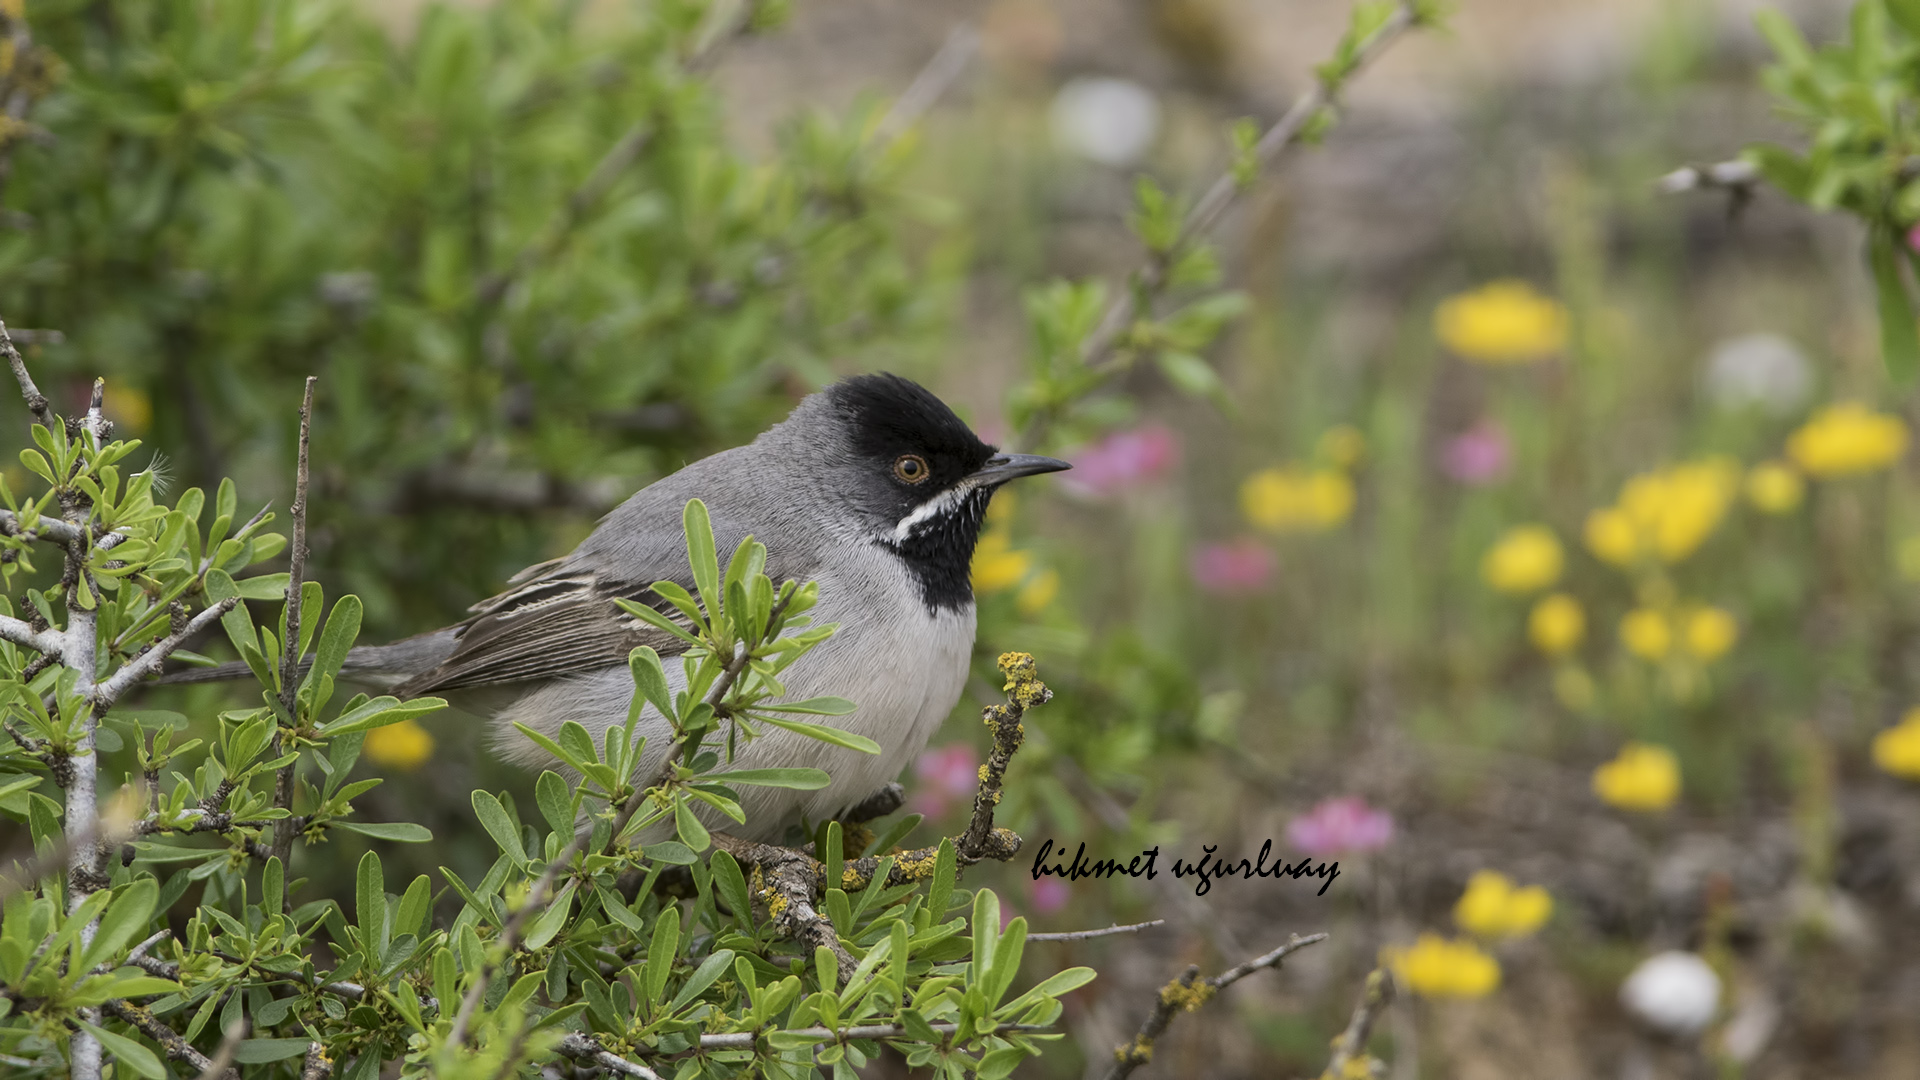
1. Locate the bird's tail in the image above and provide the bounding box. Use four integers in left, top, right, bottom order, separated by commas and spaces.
149, 629, 460, 693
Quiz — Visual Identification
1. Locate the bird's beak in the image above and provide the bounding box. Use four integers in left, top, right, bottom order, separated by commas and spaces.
969, 452, 1072, 486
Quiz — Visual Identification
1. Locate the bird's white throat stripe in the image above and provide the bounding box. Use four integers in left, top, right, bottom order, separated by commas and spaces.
889, 479, 982, 543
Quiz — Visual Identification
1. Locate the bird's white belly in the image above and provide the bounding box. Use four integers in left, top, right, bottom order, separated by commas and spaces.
489, 587, 974, 842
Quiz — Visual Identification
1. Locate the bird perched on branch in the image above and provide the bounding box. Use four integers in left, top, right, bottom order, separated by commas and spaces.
165, 374, 1068, 840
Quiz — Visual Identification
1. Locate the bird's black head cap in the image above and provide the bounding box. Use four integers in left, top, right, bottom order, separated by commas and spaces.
826, 373, 1000, 612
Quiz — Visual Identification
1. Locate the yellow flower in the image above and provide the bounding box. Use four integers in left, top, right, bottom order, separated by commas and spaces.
1434, 280, 1569, 365
364, 718, 435, 771
1593, 742, 1681, 811
1453, 870, 1554, 939
1585, 460, 1740, 567
1240, 467, 1354, 534
1682, 606, 1737, 662
1016, 568, 1059, 615
1528, 593, 1584, 656
1384, 933, 1501, 998
1745, 461, 1803, 514
1481, 525, 1563, 594
1316, 425, 1367, 469
1788, 403, 1907, 477
971, 529, 1032, 594
1619, 608, 1671, 659
1873, 709, 1920, 780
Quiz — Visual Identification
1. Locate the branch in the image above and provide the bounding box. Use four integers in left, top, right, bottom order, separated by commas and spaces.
1103, 932, 1328, 1080
1319, 969, 1395, 1080
0, 317, 52, 431
299, 1043, 332, 1080
269, 376, 315, 865
0, 611, 64, 655
873, 25, 979, 144
1019, 0, 1427, 449
90, 597, 238, 706
553, 1035, 664, 1079
100, 1001, 238, 1080
709, 651, 1051, 982
1028, 920, 1163, 943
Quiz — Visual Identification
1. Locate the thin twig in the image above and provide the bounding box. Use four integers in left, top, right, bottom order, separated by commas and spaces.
1028, 920, 1163, 943
0, 317, 52, 430
192, 1018, 247, 1080
90, 598, 238, 705
1319, 969, 1395, 1080
873, 26, 979, 144
100, 1001, 238, 1080
1104, 932, 1329, 1080
269, 377, 315, 865
299, 1042, 333, 1080
553, 1035, 664, 1079
1018, 1, 1425, 450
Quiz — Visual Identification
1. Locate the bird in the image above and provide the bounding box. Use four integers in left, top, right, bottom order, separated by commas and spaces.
164, 373, 1068, 841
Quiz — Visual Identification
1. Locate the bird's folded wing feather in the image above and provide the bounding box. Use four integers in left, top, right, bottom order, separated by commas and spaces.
391, 541, 809, 697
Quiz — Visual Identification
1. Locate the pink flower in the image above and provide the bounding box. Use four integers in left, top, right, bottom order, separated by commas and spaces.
1028, 876, 1071, 914
909, 744, 980, 819
1060, 425, 1180, 497
1189, 539, 1274, 594
1440, 421, 1510, 485
1286, 796, 1394, 856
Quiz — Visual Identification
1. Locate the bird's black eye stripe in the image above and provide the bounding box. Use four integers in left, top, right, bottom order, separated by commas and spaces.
893, 454, 930, 484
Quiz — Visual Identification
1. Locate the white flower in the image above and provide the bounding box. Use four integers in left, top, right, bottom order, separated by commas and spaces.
1620, 951, 1721, 1036
1702, 333, 1812, 414
1048, 77, 1160, 166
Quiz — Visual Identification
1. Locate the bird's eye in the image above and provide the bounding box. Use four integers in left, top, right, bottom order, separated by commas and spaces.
893, 454, 930, 484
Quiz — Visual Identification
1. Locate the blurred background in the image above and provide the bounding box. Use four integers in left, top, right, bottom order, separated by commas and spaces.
6, 0, 1920, 1075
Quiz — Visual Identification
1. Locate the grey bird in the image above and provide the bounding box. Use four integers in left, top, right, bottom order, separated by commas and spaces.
165, 374, 1068, 841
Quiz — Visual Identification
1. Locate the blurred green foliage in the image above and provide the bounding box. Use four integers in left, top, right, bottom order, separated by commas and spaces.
0, 0, 951, 634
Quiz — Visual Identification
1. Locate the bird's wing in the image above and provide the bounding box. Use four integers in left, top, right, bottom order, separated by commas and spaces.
390, 568, 692, 697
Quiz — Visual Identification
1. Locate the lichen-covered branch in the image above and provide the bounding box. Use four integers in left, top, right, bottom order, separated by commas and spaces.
1319, 969, 1395, 1080
1104, 932, 1329, 1080
100, 1001, 237, 1080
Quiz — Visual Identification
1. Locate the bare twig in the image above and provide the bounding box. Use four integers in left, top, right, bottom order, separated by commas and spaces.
0, 610, 66, 654
1104, 932, 1328, 1080
91, 597, 238, 705
101, 1001, 238, 1080
553, 1035, 665, 1079
192, 1018, 247, 1080
1028, 920, 1163, 943
269, 377, 315, 865
873, 26, 979, 144
1320, 969, 1395, 1080
0, 318, 52, 431
1018, 1, 1426, 450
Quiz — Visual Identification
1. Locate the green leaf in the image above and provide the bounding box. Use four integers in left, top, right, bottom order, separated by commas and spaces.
309, 594, 363, 685
646, 905, 680, 1004
233, 1039, 319, 1064
536, 770, 574, 838
972, 888, 1001, 991
395, 875, 432, 941
928, 838, 957, 918
471, 791, 525, 862
644, 841, 699, 866
525, 882, 575, 951
706, 768, 832, 790
753, 696, 857, 716
1000, 966, 1099, 1017
80, 878, 158, 973
356, 850, 387, 961
330, 820, 433, 843
76, 1020, 164, 1079
317, 695, 445, 737
1875, 234, 1920, 383
668, 949, 736, 1013
684, 499, 722, 625
233, 573, 294, 600
754, 714, 881, 754
674, 798, 711, 852
711, 851, 752, 930
628, 645, 675, 723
